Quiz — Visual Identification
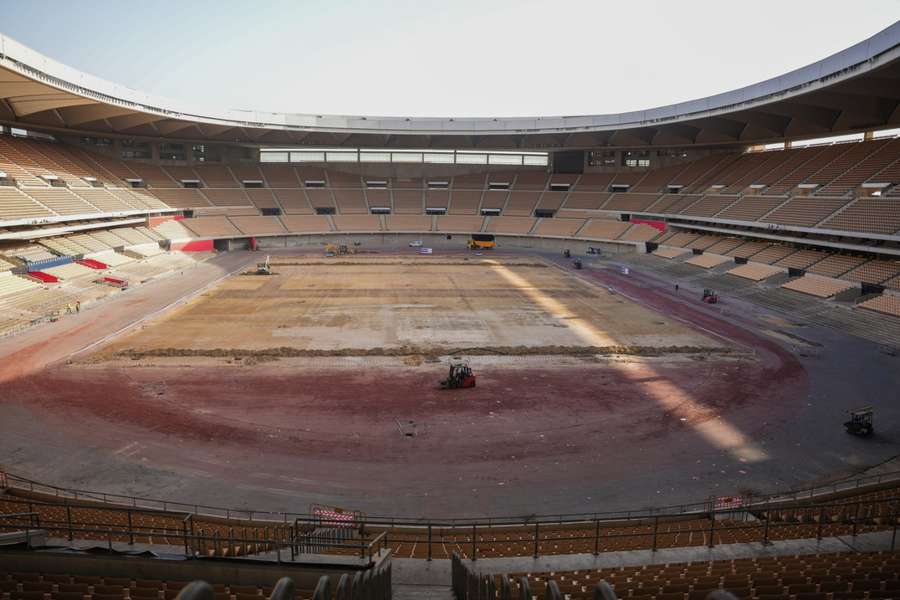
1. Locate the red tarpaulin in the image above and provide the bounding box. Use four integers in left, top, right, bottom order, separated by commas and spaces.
77, 259, 108, 269
28, 271, 58, 283
630, 218, 667, 233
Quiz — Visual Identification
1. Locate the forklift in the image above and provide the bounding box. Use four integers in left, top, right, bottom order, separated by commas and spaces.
439, 359, 476, 389
844, 406, 874, 436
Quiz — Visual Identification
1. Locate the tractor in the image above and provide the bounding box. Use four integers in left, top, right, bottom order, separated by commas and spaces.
844, 406, 874, 436
439, 359, 476, 389
702, 288, 719, 304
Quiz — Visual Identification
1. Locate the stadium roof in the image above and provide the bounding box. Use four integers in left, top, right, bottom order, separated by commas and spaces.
1, 22, 899, 150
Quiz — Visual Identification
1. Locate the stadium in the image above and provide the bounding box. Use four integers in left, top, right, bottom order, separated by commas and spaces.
0, 8, 899, 600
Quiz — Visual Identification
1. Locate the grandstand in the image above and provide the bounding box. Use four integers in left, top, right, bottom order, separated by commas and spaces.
0, 20, 900, 600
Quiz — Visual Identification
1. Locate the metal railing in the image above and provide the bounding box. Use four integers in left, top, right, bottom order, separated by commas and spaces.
1, 492, 896, 561
3, 467, 899, 527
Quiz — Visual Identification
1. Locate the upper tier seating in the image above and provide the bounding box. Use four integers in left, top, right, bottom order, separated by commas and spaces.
260, 164, 302, 187
503, 191, 541, 216
392, 190, 424, 214
25, 188, 97, 215
481, 190, 508, 211
716, 195, 788, 222
572, 172, 613, 190
819, 138, 900, 195
820, 197, 900, 234
201, 189, 252, 207
194, 164, 240, 187
331, 189, 368, 213
272, 189, 313, 214
73, 188, 138, 213
765, 144, 850, 195
305, 189, 335, 210
645, 194, 701, 215
424, 189, 450, 210
761, 197, 850, 227
447, 188, 482, 215
678, 195, 738, 217
603, 193, 662, 213
245, 188, 279, 210
0, 186, 53, 220
536, 191, 566, 212
563, 192, 609, 210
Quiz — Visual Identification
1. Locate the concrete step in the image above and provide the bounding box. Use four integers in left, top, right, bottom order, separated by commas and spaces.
392, 584, 454, 600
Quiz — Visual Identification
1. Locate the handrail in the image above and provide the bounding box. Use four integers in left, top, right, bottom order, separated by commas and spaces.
3, 467, 899, 526
1, 494, 896, 561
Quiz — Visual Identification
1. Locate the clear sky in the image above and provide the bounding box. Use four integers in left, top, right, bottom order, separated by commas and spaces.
1, 0, 898, 118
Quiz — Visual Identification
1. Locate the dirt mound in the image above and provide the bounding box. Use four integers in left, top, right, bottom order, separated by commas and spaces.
112, 344, 736, 361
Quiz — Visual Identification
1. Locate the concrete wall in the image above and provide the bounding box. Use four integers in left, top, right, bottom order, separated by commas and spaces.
0, 548, 385, 589
254, 233, 638, 256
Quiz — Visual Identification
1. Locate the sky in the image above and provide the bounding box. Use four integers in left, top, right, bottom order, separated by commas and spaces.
1, 0, 898, 118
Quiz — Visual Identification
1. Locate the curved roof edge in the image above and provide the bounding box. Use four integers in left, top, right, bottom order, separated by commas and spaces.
1, 22, 899, 138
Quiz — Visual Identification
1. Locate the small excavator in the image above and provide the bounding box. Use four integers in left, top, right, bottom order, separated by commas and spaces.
844, 406, 874, 436
439, 359, 476, 389
255, 255, 272, 275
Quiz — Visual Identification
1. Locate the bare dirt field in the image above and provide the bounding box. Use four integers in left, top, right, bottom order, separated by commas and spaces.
13, 250, 897, 517
93, 256, 725, 361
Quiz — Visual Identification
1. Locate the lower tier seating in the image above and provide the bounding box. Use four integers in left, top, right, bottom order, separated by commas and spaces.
858, 293, 900, 318
781, 276, 854, 298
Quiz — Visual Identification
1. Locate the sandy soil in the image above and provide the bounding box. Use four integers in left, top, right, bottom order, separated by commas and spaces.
94, 257, 722, 358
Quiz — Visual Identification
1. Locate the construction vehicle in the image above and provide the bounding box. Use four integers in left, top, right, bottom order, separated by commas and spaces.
324, 244, 352, 256
573, 258, 583, 270
439, 359, 476, 389
468, 234, 496, 250
702, 289, 719, 304
844, 406, 874, 436
255, 255, 272, 275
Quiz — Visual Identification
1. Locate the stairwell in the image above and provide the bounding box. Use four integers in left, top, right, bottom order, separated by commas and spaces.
392, 558, 454, 600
